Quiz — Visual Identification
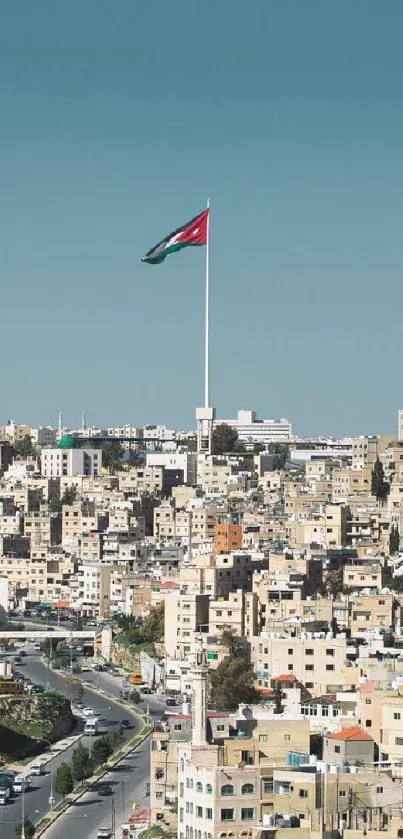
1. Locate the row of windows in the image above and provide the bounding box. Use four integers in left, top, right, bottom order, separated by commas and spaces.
180, 807, 255, 822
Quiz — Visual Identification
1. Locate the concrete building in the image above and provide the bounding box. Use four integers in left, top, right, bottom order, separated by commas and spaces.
214, 521, 243, 554
41, 447, 102, 478
219, 410, 292, 443
164, 591, 210, 659
323, 725, 374, 766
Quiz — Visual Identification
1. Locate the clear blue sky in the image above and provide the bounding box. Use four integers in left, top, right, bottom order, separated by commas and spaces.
1, 1, 402, 437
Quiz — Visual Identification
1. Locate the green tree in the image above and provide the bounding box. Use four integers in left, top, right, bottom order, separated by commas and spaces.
371, 457, 389, 502
212, 424, 238, 455
41, 638, 53, 660
325, 566, 344, 598
54, 762, 74, 798
102, 442, 123, 474
268, 443, 289, 470
273, 681, 284, 715
391, 576, 403, 592
71, 743, 94, 784
130, 689, 141, 704
138, 829, 169, 839
15, 819, 35, 839
389, 524, 400, 555
209, 632, 259, 710
115, 613, 139, 631
62, 486, 78, 505
63, 674, 84, 702
14, 435, 37, 459
92, 736, 113, 766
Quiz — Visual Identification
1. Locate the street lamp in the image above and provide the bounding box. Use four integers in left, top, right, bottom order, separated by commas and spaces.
35, 738, 54, 810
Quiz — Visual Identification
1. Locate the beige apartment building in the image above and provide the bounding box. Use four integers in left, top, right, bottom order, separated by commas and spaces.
343, 559, 383, 591
24, 510, 61, 548
119, 466, 165, 495
288, 504, 349, 549
164, 590, 210, 658
357, 684, 403, 766
0, 550, 75, 604
208, 590, 259, 640
154, 503, 175, 540
332, 467, 372, 503
253, 635, 354, 695
348, 592, 395, 635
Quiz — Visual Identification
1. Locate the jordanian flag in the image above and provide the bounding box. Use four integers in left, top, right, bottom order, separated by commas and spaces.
142, 208, 209, 265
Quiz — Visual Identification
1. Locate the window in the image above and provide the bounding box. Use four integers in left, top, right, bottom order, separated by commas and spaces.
241, 784, 254, 795
326, 649, 334, 656
221, 785, 234, 796
394, 713, 401, 720
221, 810, 234, 822
174, 723, 182, 731
306, 649, 314, 656
180, 783, 184, 797
196, 782, 203, 793
376, 787, 383, 794
263, 780, 273, 794
299, 790, 308, 799
288, 664, 294, 671
206, 784, 213, 794
156, 792, 163, 799
284, 734, 290, 741
217, 724, 225, 732
326, 664, 335, 671
339, 790, 346, 798
288, 649, 293, 655
241, 808, 254, 821
365, 698, 372, 705
366, 720, 372, 727
259, 734, 267, 742
305, 664, 314, 671
196, 806, 203, 818
334, 746, 340, 753
395, 737, 403, 746
206, 808, 212, 820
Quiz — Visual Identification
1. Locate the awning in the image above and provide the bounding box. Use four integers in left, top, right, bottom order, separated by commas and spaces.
54, 601, 69, 609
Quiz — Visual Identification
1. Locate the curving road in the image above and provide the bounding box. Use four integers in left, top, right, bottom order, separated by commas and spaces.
1, 655, 143, 839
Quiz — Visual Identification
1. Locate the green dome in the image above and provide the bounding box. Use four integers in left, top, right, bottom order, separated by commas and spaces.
58, 434, 76, 449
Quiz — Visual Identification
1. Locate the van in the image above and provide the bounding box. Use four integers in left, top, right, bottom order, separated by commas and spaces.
30, 763, 44, 776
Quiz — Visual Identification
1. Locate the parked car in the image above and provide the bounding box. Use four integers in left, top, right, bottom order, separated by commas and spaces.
140, 686, 151, 694
97, 830, 112, 839
82, 707, 94, 717
120, 719, 131, 729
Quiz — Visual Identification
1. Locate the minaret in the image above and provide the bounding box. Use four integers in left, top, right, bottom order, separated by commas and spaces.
57, 411, 63, 441
191, 640, 208, 746
82, 411, 87, 431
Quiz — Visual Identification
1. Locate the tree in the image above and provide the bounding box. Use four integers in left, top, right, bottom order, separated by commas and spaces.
61, 486, 78, 505
268, 443, 289, 470
54, 762, 74, 798
72, 743, 94, 784
143, 603, 164, 642
209, 631, 259, 710
14, 435, 37, 459
15, 819, 35, 839
371, 457, 390, 502
212, 424, 238, 455
389, 524, 400, 555
325, 566, 344, 598
41, 638, 53, 660
102, 442, 123, 474
273, 681, 284, 715
92, 736, 113, 766
130, 689, 141, 705
63, 674, 84, 702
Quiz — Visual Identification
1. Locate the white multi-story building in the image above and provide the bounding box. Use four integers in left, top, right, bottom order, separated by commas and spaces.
41, 447, 102, 478
219, 409, 292, 443
146, 451, 197, 485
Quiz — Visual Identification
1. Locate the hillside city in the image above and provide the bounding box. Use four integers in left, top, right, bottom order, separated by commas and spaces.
1, 409, 403, 839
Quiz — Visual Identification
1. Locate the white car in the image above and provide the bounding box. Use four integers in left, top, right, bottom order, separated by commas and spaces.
97, 830, 112, 839
82, 707, 94, 717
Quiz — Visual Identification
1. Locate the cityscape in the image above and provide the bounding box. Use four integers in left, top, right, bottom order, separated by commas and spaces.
2, 3, 403, 839
1, 408, 403, 839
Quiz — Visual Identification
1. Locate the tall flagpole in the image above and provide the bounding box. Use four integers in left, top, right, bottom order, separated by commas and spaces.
205, 198, 210, 409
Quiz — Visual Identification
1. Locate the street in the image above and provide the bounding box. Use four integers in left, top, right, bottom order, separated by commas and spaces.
1, 656, 143, 839
40, 736, 150, 839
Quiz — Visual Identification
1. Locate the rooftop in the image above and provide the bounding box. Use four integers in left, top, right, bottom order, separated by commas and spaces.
327, 725, 373, 742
